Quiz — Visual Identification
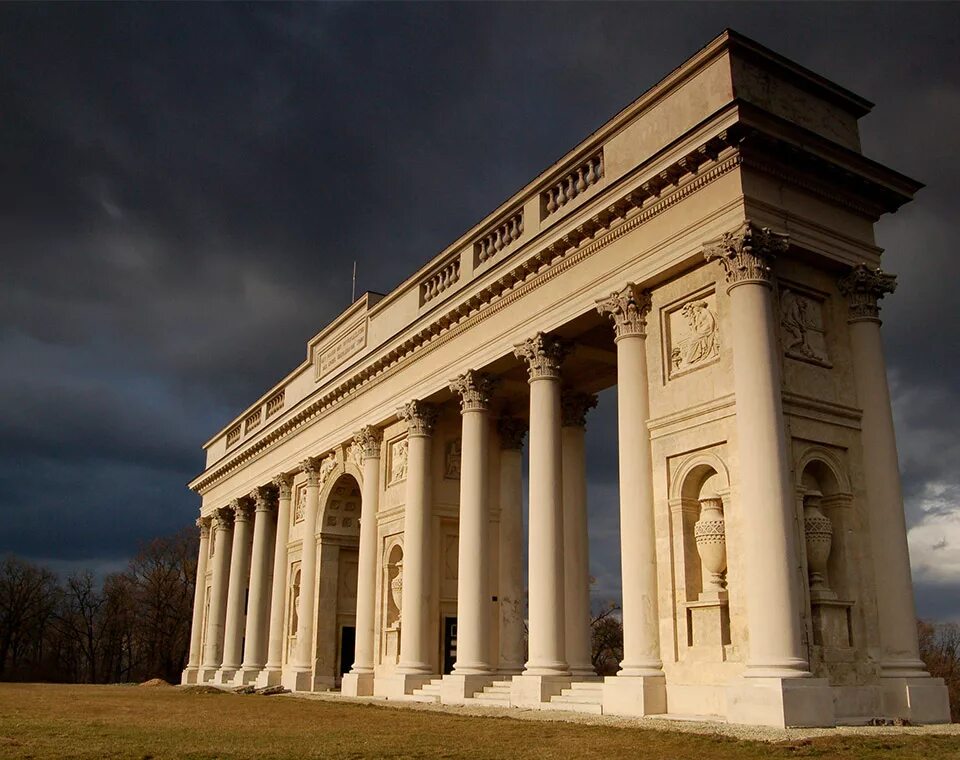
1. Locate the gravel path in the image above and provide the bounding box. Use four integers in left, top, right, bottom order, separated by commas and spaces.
287, 690, 960, 743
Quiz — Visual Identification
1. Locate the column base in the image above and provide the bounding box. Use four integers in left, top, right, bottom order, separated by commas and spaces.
511, 675, 571, 708
374, 672, 437, 698
180, 667, 199, 685
340, 672, 375, 697
726, 677, 835, 728
213, 667, 238, 686
440, 673, 495, 705
281, 669, 315, 692
601, 674, 667, 716
880, 676, 951, 723
254, 667, 283, 689
235, 666, 264, 686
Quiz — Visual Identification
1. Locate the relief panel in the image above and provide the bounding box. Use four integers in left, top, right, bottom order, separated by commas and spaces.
444, 438, 462, 480
779, 285, 831, 367
387, 437, 408, 485
664, 289, 720, 380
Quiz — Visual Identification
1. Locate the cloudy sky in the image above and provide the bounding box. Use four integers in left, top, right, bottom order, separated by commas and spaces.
2, 3, 957, 620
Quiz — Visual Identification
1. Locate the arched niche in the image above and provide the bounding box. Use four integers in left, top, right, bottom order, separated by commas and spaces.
380, 540, 403, 666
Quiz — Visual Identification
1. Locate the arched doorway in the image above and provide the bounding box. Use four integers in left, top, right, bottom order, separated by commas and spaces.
314, 472, 362, 688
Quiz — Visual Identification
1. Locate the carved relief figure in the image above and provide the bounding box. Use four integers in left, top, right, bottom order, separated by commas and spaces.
780, 289, 829, 364
670, 298, 720, 372
389, 439, 408, 483
445, 438, 462, 479
294, 484, 307, 523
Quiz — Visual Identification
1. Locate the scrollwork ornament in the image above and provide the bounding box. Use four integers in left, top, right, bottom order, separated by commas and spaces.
196, 516, 212, 539
251, 483, 278, 513
398, 400, 439, 437
497, 417, 528, 450
213, 505, 235, 531
596, 283, 652, 339
449, 370, 498, 413
231, 497, 254, 523
837, 263, 897, 323
353, 426, 383, 462
560, 390, 598, 428
702, 220, 789, 288
513, 332, 570, 381
272, 473, 294, 500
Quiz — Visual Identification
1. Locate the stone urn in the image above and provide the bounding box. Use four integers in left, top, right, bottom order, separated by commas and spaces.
694, 496, 727, 598
390, 561, 404, 617
803, 492, 835, 599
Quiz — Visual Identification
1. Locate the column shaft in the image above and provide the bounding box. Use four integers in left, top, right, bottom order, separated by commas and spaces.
351, 428, 382, 675
561, 409, 593, 677
184, 519, 211, 675
221, 500, 254, 673
451, 372, 495, 674
397, 401, 437, 674
293, 460, 324, 676
241, 486, 278, 676
497, 419, 526, 674
202, 510, 233, 670
262, 475, 292, 678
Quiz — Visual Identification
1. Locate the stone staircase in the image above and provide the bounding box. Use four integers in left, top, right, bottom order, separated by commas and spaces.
542, 680, 604, 714
408, 677, 443, 703
463, 678, 514, 707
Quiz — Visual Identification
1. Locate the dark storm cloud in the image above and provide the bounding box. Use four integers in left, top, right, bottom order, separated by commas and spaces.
1, 3, 958, 618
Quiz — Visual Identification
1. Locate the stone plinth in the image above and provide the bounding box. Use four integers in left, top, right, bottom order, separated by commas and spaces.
602, 674, 667, 717
726, 677, 835, 728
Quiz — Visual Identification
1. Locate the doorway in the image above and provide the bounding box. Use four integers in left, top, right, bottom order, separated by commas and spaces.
442, 616, 457, 674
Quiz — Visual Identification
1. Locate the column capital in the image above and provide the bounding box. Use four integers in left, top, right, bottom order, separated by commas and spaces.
449, 370, 498, 413
703, 220, 789, 289
398, 400, 438, 437
497, 416, 528, 450
560, 390, 598, 428
353, 425, 383, 462
196, 516, 212, 539
838, 263, 897, 323
272, 473, 294, 500
213, 505, 235, 531
251, 483, 278, 513
514, 332, 570, 381
596, 282, 652, 339
230, 496, 254, 523
300, 455, 335, 488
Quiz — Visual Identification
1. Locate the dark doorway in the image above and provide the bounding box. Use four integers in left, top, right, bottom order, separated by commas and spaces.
339, 626, 356, 677
442, 616, 457, 675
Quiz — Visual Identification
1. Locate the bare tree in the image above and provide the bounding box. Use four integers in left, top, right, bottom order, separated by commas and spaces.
590, 602, 623, 676
0, 556, 59, 678
918, 619, 960, 722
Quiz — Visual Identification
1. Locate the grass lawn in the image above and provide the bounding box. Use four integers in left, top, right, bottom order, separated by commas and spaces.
0, 683, 958, 759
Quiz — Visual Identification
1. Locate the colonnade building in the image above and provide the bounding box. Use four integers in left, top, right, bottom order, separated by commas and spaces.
181, 31, 950, 727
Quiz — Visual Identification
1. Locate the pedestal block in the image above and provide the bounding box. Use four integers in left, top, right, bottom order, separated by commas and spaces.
340, 672, 375, 697
511, 675, 572, 708
374, 672, 436, 698
440, 674, 496, 705
726, 677, 835, 727
281, 669, 316, 692
602, 675, 667, 716
881, 678, 951, 723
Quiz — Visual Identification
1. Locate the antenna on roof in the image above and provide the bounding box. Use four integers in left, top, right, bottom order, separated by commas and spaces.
351, 260, 357, 303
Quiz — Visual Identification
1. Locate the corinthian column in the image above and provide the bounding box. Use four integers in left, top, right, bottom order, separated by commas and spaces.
395, 400, 438, 680
257, 473, 292, 687
704, 221, 832, 727
839, 264, 948, 722
497, 417, 527, 675
283, 456, 330, 692
200, 506, 233, 681
561, 390, 597, 679
182, 516, 211, 684
238, 483, 278, 683
342, 426, 383, 697
442, 372, 497, 703
216, 497, 254, 684
511, 332, 570, 706
596, 284, 666, 716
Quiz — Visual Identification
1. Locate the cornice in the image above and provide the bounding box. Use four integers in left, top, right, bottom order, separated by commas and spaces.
190, 143, 746, 494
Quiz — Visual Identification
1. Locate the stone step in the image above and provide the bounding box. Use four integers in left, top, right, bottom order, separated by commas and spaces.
463, 693, 511, 707
544, 680, 604, 714
481, 684, 512, 694
541, 699, 603, 714
560, 682, 603, 695
410, 677, 444, 701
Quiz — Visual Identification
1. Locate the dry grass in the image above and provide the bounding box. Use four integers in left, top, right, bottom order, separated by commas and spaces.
0, 683, 957, 759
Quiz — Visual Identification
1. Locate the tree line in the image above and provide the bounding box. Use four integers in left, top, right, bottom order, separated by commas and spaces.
0, 528, 197, 684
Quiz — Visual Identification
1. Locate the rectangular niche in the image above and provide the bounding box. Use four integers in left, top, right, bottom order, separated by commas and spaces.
779, 282, 832, 367
663, 287, 721, 381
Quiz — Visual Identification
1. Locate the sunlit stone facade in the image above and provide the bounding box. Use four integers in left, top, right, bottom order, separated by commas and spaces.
181, 30, 950, 727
